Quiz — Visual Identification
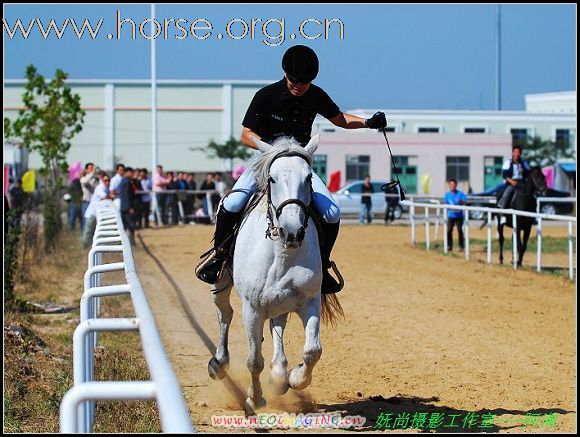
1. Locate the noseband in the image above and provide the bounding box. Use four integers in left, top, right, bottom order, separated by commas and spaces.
264, 151, 313, 240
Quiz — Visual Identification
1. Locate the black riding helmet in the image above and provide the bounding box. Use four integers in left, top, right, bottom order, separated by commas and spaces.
282, 45, 319, 83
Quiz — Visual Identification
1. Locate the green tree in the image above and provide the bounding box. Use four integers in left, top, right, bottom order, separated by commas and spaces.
191, 137, 252, 173
519, 135, 576, 168
4, 65, 85, 252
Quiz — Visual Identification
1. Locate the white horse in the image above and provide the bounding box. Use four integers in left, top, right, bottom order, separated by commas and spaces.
207, 135, 343, 412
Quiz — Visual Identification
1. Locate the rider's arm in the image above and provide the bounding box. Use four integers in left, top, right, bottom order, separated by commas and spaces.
505, 177, 518, 186
328, 112, 367, 129
241, 127, 263, 150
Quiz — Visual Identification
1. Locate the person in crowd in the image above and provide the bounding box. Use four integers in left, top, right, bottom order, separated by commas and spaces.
118, 167, 136, 245
8, 178, 25, 212
82, 172, 113, 247
80, 162, 99, 231
140, 168, 152, 228
110, 163, 126, 210
184, 172, 197, 223
68, 176, 83, 231
360, 175, 374, 224
199, 173, 215, 217
165, 171, 180, 225
153, 165, 169, 226
130, 168, 142, 229
444, 178, 467, 252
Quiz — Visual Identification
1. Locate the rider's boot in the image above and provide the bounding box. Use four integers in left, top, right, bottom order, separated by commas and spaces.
196, 207, 243, 284
319, 220, 344, 294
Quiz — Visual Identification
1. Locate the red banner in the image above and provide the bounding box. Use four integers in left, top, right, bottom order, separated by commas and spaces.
327, 170, 341, 193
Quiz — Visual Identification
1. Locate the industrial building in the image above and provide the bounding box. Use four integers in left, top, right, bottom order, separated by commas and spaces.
4, 80, 576, 197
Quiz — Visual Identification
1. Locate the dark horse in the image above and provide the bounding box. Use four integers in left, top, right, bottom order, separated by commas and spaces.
496, 167, 548, 266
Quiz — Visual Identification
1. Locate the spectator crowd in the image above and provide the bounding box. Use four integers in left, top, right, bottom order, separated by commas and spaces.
61, 162, 227, 247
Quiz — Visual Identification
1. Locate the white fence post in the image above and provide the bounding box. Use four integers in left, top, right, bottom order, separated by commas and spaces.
487, 211, 492, 264
443, 207, 448, 254
512, 213, 518, 270
569, 221, 574, 280
464, 210, 470, 260
537, 217, 542, 273
425, 207, 430, 250
410, 203, 415, 244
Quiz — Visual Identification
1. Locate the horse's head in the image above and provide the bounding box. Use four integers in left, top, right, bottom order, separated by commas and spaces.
528, 167, 548, 196
252, 135, 319, 249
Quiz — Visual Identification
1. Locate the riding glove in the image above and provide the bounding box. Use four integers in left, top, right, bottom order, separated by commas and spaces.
365, 111, 387, 129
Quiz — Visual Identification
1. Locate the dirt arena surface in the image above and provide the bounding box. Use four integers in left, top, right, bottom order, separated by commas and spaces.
133, 223, 576, 433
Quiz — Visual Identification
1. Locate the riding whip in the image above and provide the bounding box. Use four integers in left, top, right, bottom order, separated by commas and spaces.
379, 127, 406, 201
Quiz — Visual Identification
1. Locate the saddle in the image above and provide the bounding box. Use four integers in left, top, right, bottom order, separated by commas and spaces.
195, 190, 339, 293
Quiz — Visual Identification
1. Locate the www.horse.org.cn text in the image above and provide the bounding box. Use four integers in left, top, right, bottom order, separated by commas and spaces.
3, 13, 345, 46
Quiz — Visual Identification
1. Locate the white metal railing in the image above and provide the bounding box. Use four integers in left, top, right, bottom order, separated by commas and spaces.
404, 200, 576, 280
536, 196, 577, 215
60, 200, 194, 433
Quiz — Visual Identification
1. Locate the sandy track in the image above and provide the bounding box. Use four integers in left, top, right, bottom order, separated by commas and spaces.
133, 223, 576, 433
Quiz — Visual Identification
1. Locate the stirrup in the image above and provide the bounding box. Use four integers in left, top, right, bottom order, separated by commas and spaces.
195, 247, 227, 282
323, 261, 345, 294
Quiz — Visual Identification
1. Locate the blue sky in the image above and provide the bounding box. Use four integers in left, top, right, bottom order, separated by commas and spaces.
3, 3, 576, 111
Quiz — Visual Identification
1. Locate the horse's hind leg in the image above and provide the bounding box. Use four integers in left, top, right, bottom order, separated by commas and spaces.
289, 297, 322, 391
498, 222, 505, 264
268, 314, 289, 395
208, 271, 233, 381
242, 302, 266, 411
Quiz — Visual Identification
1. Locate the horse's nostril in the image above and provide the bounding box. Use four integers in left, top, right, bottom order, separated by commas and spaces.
296, 227, 305, 242
287, 233, 295, 243
278, 227, 286, 238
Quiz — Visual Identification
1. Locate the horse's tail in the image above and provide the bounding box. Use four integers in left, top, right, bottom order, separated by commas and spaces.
321, 293, 344, 327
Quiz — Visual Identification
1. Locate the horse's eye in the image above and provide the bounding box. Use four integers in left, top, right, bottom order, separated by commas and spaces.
306, 174, 313, 182
268, 176, 276, 184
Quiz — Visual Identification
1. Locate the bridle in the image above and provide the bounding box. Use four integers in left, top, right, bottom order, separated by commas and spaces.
264, 151, 313, 240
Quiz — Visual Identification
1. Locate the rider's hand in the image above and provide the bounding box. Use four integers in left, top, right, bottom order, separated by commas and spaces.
365, 111, 387, 130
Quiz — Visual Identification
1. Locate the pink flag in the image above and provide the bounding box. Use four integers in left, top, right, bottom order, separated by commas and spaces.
4, 165, 10, 195
68, 161, 82, 181
542, 166, 554, 188
232, 165, 246, 181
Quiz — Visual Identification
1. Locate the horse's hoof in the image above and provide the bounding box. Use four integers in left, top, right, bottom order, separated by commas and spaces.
245, 396, 266, 414
268, 374, 289, 395
208, 356, 227, 380
288, 364, 312, 391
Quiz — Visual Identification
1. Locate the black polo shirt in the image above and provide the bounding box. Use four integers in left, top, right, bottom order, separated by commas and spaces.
242, 77, 341, 146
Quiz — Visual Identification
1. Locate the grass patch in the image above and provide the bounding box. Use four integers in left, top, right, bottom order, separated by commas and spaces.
4, 229, 165, 433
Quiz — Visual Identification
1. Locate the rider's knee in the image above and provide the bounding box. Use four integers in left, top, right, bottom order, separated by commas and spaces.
222, 192, 248, 213
323, 205, 341, 224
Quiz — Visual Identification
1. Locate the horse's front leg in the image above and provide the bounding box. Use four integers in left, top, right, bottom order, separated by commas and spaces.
518, 224, 532, 267
289, 296, 322, 391
242, 301, 266, 411
208, 272, 233, 380
498, 221, 505, 264
268, 314, 289, 395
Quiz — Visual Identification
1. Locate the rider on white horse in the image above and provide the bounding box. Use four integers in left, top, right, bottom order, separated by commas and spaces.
196, 44, 387, 293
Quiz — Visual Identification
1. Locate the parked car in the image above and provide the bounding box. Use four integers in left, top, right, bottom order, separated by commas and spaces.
467, 183, 574, 218
332, 180, 403, 220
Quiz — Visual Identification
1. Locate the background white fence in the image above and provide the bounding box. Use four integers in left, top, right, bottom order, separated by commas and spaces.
59, 200, 194, 433
403, 200, 576, 280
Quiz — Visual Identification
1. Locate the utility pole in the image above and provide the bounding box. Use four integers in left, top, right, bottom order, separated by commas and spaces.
495, 4, 501, 111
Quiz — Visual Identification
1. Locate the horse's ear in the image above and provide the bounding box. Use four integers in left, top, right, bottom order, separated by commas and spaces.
251, 136, 272, 153
304, 134, 319, 157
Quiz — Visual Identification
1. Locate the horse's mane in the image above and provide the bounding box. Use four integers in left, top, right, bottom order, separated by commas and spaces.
251, 137, 313, 194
